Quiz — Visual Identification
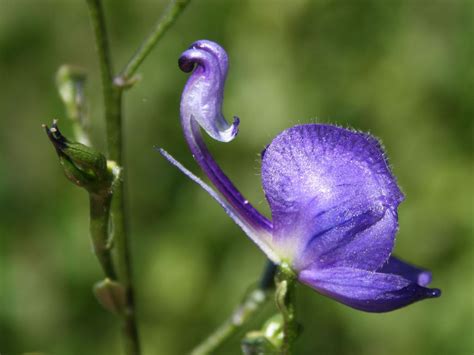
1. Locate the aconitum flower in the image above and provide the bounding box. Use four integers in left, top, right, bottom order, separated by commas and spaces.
160, 40, 441, 312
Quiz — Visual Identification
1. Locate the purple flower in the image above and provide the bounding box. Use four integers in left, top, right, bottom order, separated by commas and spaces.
160, 40, 441, 312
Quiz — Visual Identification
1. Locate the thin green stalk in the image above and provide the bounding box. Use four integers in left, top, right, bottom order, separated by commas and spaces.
86, 0, 191, 353
116, 0, 191, 86
85, 1, 139, 354
85, 0, 122, 160
111, 166, 140, 355
89, 192, 116, 280
190, 261, 277, 355
275, 264, 298, 355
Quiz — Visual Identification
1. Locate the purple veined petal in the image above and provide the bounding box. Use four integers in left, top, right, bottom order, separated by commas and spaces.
179, 40, 272, 235
159, 148, 280, 263
299, 266, 441, 313
300, 207, 398, 271
261, 124, 404, 270
378, 256, 432, 287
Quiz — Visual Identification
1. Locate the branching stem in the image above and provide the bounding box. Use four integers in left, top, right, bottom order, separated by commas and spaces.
116, 0, 191, 87
85, 0, 191, 353
85, 1, 139, 354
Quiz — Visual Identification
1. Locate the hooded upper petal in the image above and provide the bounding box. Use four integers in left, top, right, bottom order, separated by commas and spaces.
164, 40, 275, 261
177, 40, 272, 234
299, 266, 440, 312
179, 41, 238, 142
261, 124, 404, 270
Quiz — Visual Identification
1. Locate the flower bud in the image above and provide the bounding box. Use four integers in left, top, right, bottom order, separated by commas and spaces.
56, 65, 87, 121
241, 333, 278, 355
93, 278, 126, 316
56, 65, 90, 145
43, 120, 111, 193
241, 314, 284, 354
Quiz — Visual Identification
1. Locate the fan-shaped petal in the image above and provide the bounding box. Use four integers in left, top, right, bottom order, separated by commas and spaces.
261, 124, 403, 270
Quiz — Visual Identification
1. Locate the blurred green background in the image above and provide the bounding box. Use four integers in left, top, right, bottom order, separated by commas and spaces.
0, 0, 472, 354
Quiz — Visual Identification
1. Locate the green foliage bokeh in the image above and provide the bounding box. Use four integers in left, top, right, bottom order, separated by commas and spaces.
0, 0, 472, 354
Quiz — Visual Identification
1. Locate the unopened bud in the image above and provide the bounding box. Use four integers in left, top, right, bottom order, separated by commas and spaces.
93, 278, 126, 316
56, 65, 90, 145
241, 332, 279, 355
56, 65, 87, 121
241, 314, 284, 354
43, 120, 111, 193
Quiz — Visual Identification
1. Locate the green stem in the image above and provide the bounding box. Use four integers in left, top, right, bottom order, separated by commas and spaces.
89, 192, 116, 279
85, 1, 139, 354
111, 167, 140, 355
85, 0, 122, 160
190, 261, 276, 355
86, 0, 192, 353
116, 0, 191, 87
275, 264, 298, 355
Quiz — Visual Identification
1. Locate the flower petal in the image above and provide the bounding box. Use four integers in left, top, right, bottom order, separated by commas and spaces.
158, 148, 280, 263
179, 41, 272, 234
261, 124, 403, 270
179, 42, 237, 143
301, 207, 399, 272
191, 40, 229, 76
378, 256, 432, 287
299, 266, 441, 312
